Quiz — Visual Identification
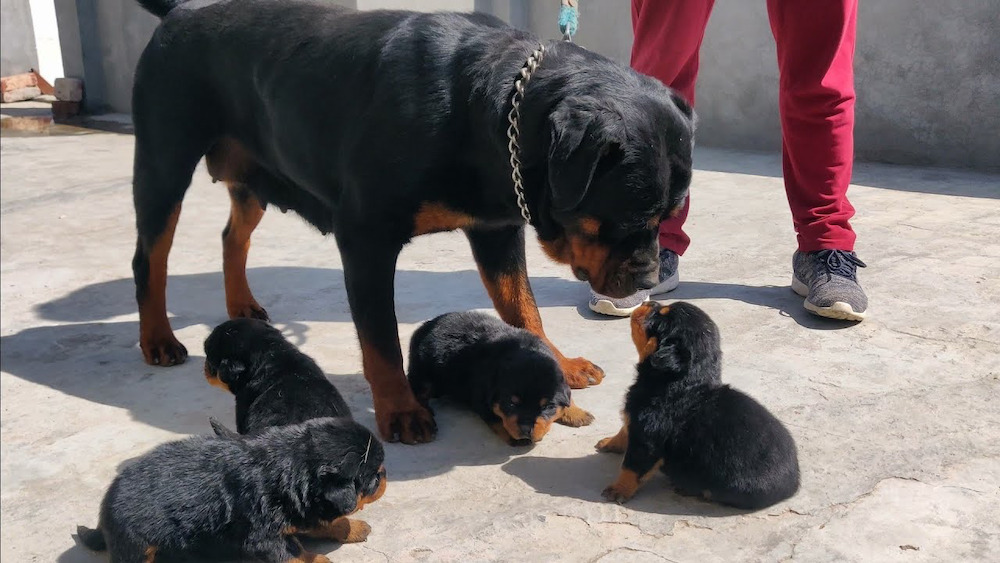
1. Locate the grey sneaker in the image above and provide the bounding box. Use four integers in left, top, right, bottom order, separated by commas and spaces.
589, 249, 679, 317
792, 250, 868, 321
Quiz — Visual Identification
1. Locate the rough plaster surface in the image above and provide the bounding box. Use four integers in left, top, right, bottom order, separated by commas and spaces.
1, 132, 998, 562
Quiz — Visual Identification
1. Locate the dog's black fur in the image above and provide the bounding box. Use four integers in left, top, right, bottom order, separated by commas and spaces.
77, 417, 386, 561
598, 302, 800, 510
408, 312, 584, 445
203, 318, 351, 434
130, 0, 694, 444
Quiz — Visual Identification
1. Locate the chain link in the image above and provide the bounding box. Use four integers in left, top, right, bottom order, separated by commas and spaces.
507, 43, 546, 224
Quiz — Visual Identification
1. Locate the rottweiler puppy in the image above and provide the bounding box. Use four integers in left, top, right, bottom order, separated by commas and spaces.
204, 318, 352, 434
77, 417, 385, 562
129, 0, 695, 445
408, 311, 594, 446
597, 301, 800, 510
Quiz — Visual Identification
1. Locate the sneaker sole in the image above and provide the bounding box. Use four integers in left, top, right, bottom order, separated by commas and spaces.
589, 297, 648, 317
791, 277, 866, 322
649, 271, 680, 296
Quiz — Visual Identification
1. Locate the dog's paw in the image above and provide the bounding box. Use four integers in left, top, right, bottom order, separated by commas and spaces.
140, 329, 188, 367
595, 435, 627, 454
227, 300, 269, 322
374, 395, 437, 444
601, 483, 634, 504
560, 357, 604, 388
330, 518, 371, 543
557, 404, 595, 427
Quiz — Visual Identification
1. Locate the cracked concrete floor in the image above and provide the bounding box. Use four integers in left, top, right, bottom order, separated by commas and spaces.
2, 130, 999, 562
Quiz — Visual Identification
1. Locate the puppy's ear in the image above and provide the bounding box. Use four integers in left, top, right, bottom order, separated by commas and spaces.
548, 101, 620, 212
649, 341, 684, 372
208, 417, 240, 439
216, 358, 246, 385
318, 452, 362, 514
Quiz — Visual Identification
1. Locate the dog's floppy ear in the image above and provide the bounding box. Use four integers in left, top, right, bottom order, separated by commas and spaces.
548, 101, 619, 212
649, 340, 684, 372
318, 452, 362, 514
216, 358, 246, 385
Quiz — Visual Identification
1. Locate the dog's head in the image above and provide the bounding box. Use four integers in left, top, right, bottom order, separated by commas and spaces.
203, 318, 286, 393
630, 301, 721, 383
489, 349, 571, 445
302, 418, 387, 518
534, 70, 695, 298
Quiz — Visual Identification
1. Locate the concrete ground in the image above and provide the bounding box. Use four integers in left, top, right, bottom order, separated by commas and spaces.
2, 128, 998, 563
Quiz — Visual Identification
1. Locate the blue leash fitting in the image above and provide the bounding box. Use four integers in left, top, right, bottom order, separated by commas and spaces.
558, 4, 578, 42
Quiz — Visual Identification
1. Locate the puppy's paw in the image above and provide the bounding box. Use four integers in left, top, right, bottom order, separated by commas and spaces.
601, 483, 634, 504
595, 435, 626, 454
556, 404, 595, 427
560, 357, 604, 388
328, 517, 371, 543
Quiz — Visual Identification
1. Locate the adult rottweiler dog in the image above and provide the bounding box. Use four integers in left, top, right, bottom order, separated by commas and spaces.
130, 0, 695, 444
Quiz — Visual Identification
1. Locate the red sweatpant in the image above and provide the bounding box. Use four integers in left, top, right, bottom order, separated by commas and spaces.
631, 0, 858, 254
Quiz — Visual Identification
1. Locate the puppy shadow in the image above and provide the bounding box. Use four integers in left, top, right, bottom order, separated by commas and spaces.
379, 402, 531, 482
502, 454, 745, 517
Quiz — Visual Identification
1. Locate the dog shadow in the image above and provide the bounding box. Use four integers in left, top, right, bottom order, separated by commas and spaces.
502, 454, 746, 517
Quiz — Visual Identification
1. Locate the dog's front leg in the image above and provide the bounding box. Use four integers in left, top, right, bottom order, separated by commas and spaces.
465, 226, 604, 389
339, 234, 436, 444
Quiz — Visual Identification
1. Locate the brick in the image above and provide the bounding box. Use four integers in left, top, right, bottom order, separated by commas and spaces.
54, 78, 84, 102
2, 86, 42, 103
51, 101, 81, 121
0, 72, 38, 93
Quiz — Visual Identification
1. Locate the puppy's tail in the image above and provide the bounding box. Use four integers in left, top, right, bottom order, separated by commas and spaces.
209, 417, 241, 439
76, 525, 107, 551
136, 0, 189, 18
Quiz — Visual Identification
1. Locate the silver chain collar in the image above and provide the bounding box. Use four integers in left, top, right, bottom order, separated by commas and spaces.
506, 43, 546, 224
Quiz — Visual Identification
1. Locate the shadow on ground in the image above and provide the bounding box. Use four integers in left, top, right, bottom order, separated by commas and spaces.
502, 454, 746, 517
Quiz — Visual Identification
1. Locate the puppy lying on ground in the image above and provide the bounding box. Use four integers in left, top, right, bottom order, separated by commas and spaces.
408, 311, 594, 446
204, 318, 352, 434
597, 301, 800, 510
77, 418, 385, 562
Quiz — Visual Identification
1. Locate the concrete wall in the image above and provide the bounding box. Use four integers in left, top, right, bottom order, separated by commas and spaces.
57, 0, 998, 171
1, 0, 39, 76
520, 0, 1000, 172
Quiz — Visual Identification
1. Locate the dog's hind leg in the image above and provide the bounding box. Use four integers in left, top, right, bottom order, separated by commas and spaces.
221, 182, 267, 320
131, 71, 217, 366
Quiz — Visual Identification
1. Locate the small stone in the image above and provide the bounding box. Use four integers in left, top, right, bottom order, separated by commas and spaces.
54, 78, 84, 102
2, 86, 42, 103
0, 72, 38, 93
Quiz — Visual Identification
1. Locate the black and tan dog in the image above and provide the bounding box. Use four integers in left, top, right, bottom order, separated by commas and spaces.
204, 318, 352, 434
77, 418, 386, 562
128, 0, 695, 444
408, 312, 593, 445
597, 302, 800, 510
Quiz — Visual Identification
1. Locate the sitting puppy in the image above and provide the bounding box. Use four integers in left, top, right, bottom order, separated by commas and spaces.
204, 318, 351, 434
597, 301, 800, 510
77, 417, 386, 562
408, 311, 594, 446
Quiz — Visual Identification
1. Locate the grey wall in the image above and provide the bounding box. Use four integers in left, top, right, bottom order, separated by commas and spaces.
1, 0, 39, 76
61, 0, 998, 171
519, 0, 1000, 172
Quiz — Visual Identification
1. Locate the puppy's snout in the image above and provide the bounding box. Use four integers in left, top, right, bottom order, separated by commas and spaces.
518, 423, 534, 440
573, 267, 590, 282
632, 265, 659, 290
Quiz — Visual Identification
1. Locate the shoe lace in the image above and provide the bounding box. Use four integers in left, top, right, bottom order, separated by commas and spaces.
815, 250, 867, 281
